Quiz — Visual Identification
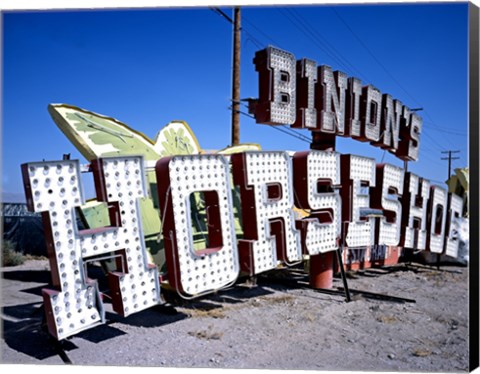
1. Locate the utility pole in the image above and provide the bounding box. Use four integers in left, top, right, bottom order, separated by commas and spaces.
441, 150, 460, 180
231, 7, 241, 146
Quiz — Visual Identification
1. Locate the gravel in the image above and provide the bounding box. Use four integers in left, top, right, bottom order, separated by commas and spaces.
1, 259, 470, 372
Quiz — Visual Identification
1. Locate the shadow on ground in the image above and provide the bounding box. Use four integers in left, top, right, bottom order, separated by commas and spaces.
2, 269, 52, 284
4, 261, 451, 363
2, 302, 77, 362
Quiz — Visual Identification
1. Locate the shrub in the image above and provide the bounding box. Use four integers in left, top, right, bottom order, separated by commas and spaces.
2, 241, 26, 267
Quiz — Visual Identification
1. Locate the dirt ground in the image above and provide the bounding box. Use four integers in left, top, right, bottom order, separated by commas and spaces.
0, 257, 472, 372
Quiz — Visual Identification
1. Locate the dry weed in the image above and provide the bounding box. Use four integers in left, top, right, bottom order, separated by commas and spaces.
413, 348, 432, 357
262, 294, 296, 305
186, 307, 227, 319
188, 325, 223, 340
376, 315, 399, 324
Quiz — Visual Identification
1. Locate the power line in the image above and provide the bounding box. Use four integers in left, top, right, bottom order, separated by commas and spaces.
277, 8, 368, 82
210, 7, 264, 49
247, 7, 463, 154
422, 131, 448, 151
276, 6, 461, 149
332, 8, 420, 107
234, 8, 464, 140
422, 122, 467, 136
214, 7, 466, 163
420, 150, 449, 168
420, 143, 441, 153
242, 15, 282, 47
332, 7, 467, 150
236, 109, 312, 144
430, 179, 448, 185
269, 125, 312, 144
210, 7, 233, 23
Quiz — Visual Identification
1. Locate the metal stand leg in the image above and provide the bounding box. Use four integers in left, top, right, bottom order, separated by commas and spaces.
335, 246, 351, 302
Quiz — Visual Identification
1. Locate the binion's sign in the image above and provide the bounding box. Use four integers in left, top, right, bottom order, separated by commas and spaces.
21, 47, 464, 341
249, 47, 421, 161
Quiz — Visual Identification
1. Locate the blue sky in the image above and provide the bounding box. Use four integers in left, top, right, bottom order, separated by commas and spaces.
1, 2, 470, 201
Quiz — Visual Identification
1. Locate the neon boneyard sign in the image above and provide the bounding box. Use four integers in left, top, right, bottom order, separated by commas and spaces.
22, 158, 162, 339
252, 47, 421, 161
22, 47, 464, 340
